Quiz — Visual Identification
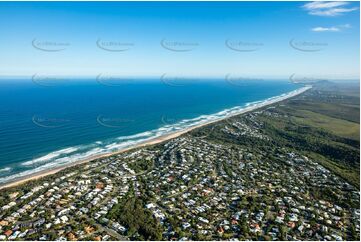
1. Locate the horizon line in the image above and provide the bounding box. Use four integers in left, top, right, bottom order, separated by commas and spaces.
0, 74, 359, 81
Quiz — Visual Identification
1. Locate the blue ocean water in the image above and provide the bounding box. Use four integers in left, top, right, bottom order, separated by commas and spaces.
0, 79, 301, 183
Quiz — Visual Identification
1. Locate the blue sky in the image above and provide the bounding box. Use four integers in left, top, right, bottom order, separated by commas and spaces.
0, 1, 359, 79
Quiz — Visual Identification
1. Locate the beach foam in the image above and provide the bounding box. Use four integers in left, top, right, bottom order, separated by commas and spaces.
22, 147, 79, 166
0, 167, 11, 173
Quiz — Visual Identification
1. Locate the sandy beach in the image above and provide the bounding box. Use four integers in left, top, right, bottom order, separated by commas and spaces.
0, 86, 311, 190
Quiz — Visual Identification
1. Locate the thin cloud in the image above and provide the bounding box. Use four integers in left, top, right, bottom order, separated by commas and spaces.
303, 1, 358, 16
311, 24, 351, 32
312, 27, 340, 32
310, 7, 358, 16
303, 1, 348, 10
339, 23, 352, 28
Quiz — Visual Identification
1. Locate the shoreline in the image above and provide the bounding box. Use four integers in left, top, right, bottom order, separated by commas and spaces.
0, 85, 311, 190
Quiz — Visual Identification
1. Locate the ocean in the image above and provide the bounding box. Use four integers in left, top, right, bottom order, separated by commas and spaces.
0, 79, 301, 183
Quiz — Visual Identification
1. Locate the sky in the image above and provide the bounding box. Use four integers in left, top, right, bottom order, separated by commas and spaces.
0, 1, 359, 80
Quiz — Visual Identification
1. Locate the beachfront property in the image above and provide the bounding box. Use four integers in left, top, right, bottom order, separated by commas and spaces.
0, 86, 359, 241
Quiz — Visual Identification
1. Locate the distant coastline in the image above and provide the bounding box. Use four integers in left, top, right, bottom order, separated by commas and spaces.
0, 85, 311, 190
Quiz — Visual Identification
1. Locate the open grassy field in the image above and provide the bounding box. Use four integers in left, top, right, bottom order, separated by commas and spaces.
291, 109, 359, 140
287, 100, 360, 124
